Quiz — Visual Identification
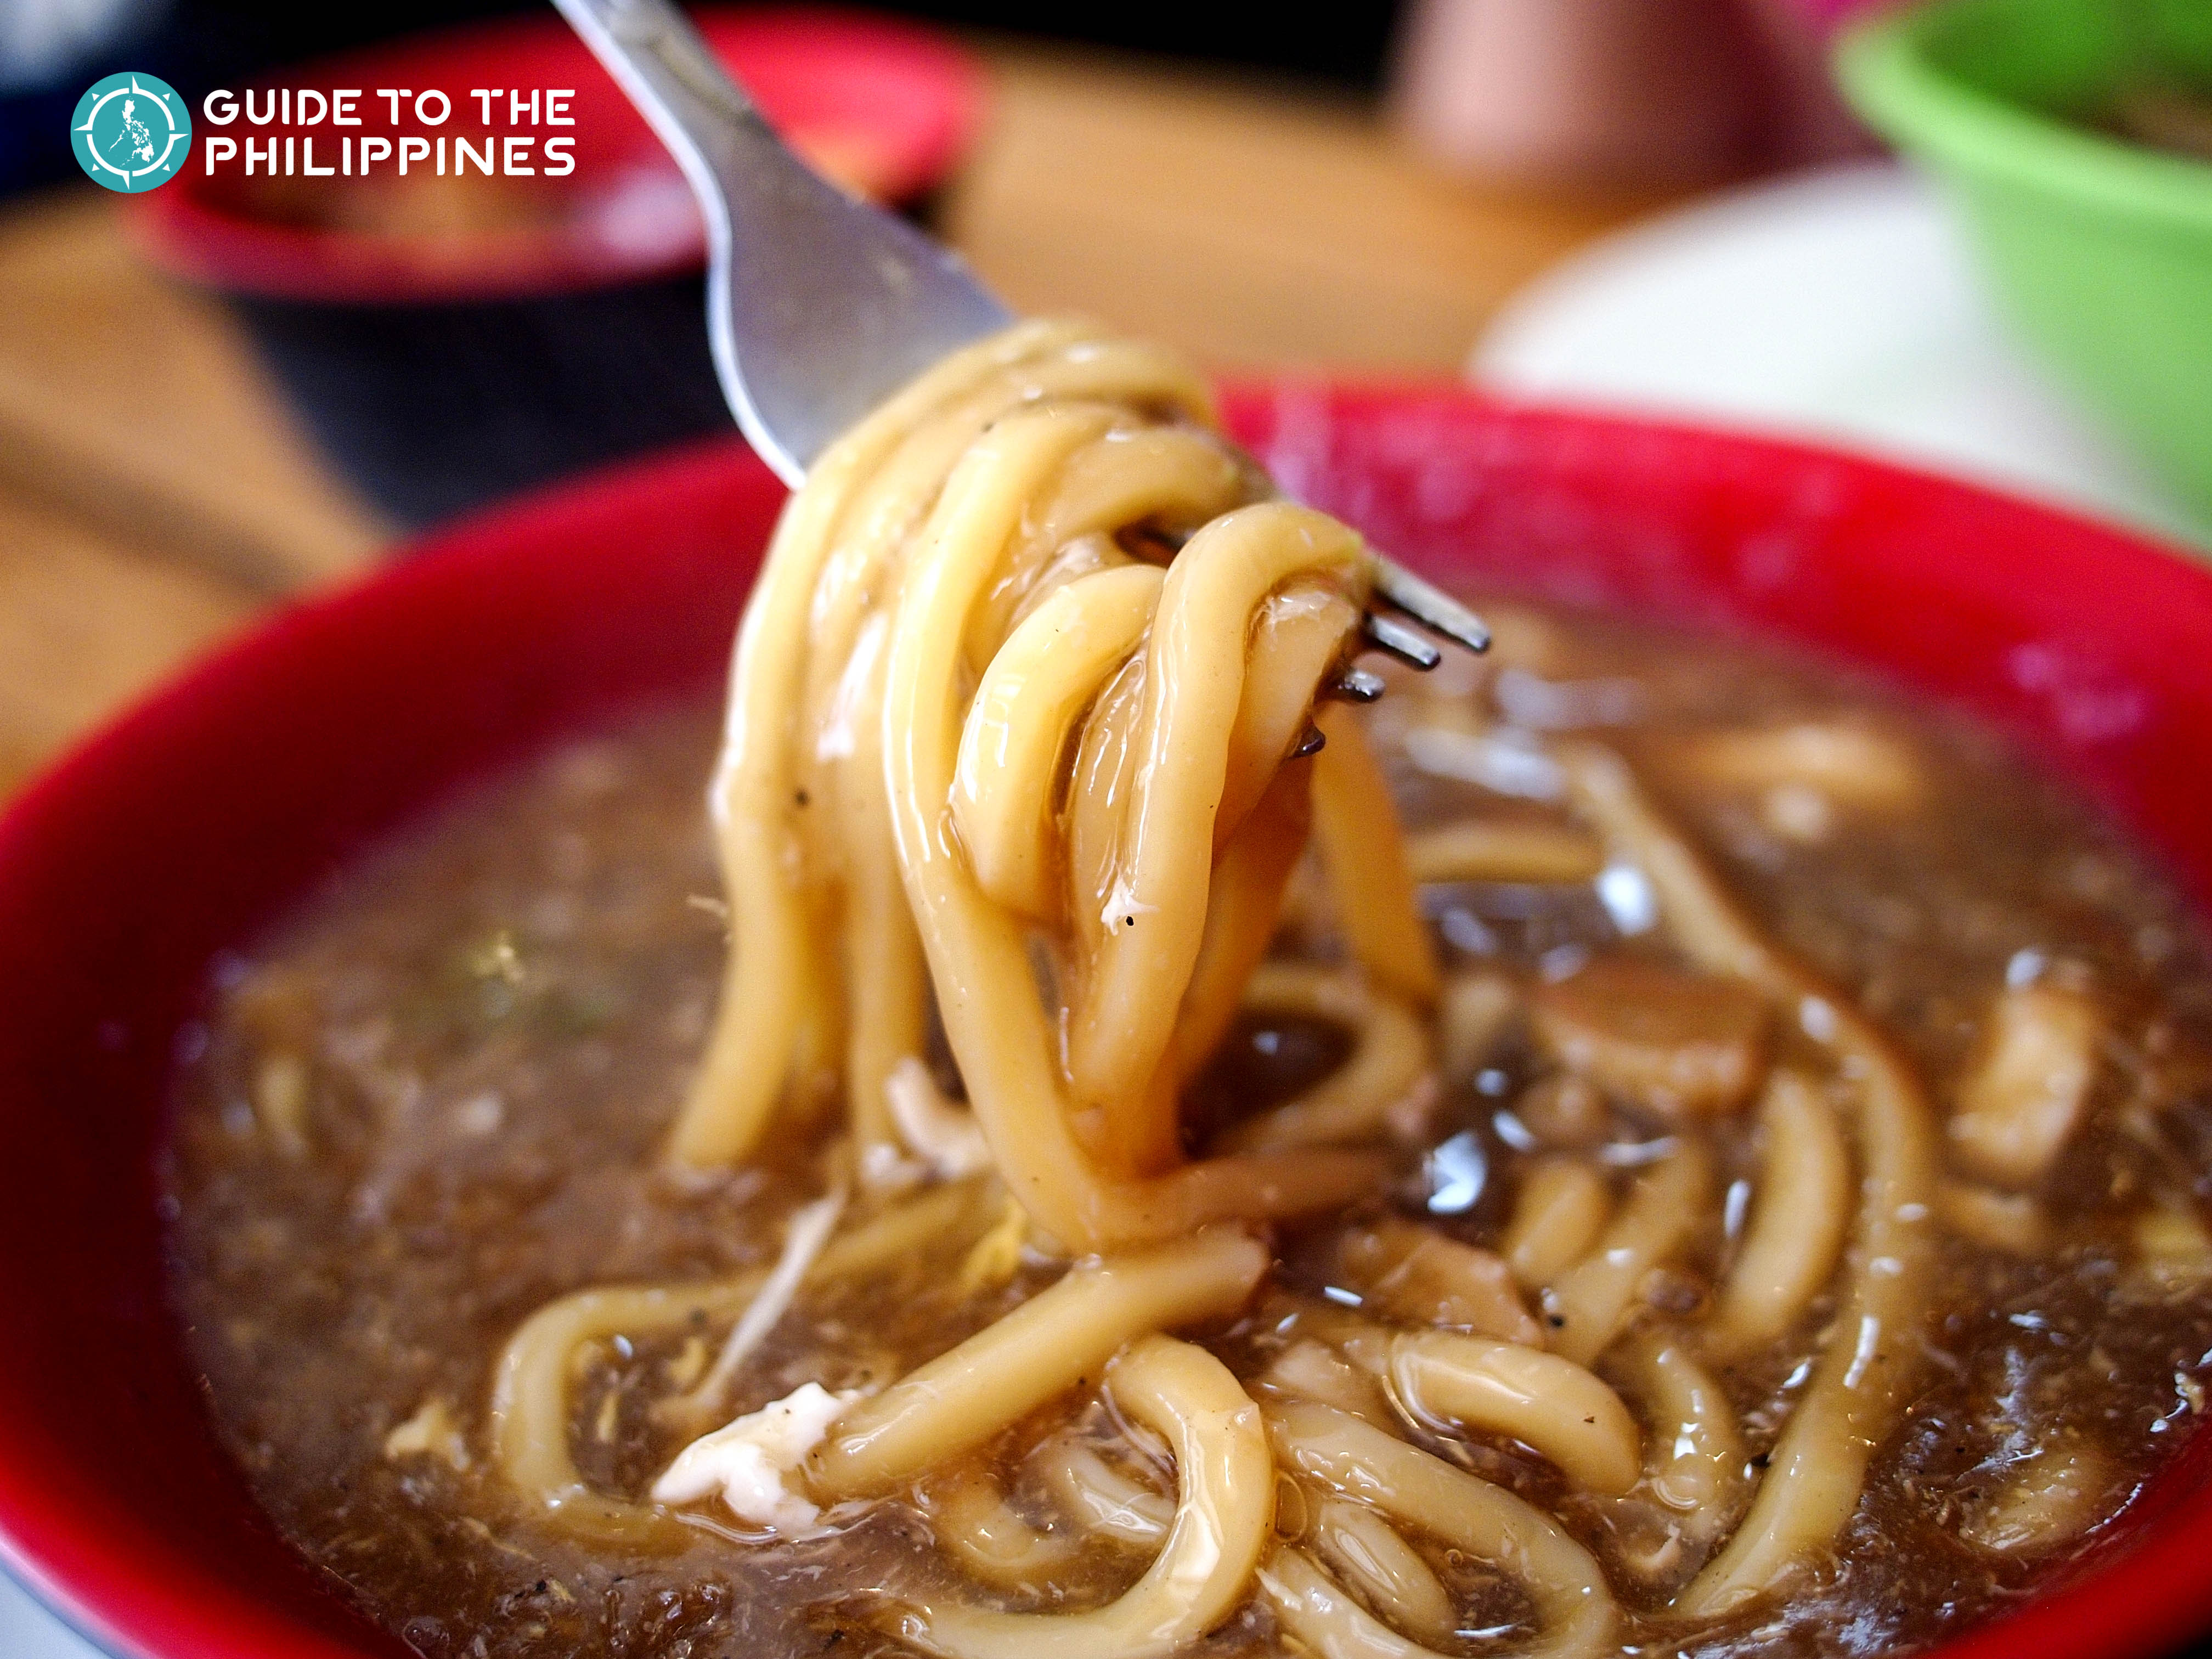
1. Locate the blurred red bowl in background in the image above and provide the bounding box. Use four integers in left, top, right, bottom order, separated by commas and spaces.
0, 390, 2208, 1659
121, 7, 984, 529
131, 5, 983, 303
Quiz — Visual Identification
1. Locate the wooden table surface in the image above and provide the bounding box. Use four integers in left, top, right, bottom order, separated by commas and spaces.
0, 44, 1674, 801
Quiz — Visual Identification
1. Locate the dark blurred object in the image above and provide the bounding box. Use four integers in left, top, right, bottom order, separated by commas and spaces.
1391, 0, 1876, 188
3, 0, 1395, 201
861, 4, 1406, 86
230, 278, 730, 529
150, 0, 1409, 95
1739, 0, 1889, 164
0, 0, 176, 193
128, 7, 980, 528
3, 0, 543, 198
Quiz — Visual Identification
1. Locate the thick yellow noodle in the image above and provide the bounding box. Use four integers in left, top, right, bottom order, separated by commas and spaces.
488, 1180, 989, 1544
891, 1336, 1274, 1659
1555, 743, 1939, 1615
478, 318, 1973, 1653
667, 319, 1423, 1248
810, 1228, 1265, 1498
1264, 1401, 1615, 1659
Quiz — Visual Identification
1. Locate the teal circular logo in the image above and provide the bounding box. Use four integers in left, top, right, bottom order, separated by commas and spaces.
71, 72, 191, 193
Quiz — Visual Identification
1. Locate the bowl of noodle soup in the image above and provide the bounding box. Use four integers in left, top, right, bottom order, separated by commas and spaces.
1, 373, 2211, 1659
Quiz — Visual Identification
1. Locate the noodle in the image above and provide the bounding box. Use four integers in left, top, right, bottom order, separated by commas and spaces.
885, 462, 1384, 1239
1709, 1070, 1851, 1355
1305, 1497, 1457, 1645
1404, 818, 1606, 886
1216, 963, 1435, 1153
928, 1434, 1173, 1592
469, 320, 1990, 1651
1266, 1401, 1615, 1659
1389, 1332, 1641, 1495
888, 1336, 1274, 1659
930, 1466, 1091, 1590
1037, 1436, 1175, 1545
1611, 1330, 1746, 1551
1555, 743, 1939, 1615
489, 1180, 987, 1544
1308, 703, 1440, 1007
1502, 1156, 1612, 1288
1259, 1549, 1449, 1659
1542, 1139, 1713, 1367
809, 1228, 1265, 1499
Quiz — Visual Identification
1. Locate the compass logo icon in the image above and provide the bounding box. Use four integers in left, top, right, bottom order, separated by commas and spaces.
72, 72, 192, 193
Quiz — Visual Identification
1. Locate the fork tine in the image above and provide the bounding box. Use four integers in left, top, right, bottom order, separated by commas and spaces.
1371, 556, 1491, 655
1361, 612, 1443, 671
1331, 667, 1389, 703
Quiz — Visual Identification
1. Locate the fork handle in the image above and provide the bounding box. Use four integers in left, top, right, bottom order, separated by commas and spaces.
550, 0, 794, 222
550, 0, 1011, 483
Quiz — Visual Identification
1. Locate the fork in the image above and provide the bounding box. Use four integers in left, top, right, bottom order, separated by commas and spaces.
550, 0, 1489, 689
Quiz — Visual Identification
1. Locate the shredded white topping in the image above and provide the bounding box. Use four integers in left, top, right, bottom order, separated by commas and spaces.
885, 1057, 991, 1179
652, 1383, 862, 1532
682, 1184, 848, 1415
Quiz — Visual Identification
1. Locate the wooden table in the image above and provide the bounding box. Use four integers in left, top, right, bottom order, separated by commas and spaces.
0, 44, 1671, 800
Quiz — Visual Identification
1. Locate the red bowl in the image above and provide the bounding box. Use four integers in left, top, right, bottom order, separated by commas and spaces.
129, 5, 985, 304
1, 389, 2210, 1659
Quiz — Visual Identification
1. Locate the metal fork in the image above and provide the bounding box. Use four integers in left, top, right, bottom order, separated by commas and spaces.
550, 0, 1489, 689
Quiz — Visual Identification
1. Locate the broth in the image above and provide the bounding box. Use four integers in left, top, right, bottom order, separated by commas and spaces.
167, 602, 2212, 1659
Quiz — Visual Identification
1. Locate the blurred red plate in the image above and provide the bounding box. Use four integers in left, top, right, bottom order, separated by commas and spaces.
0, 392, 2209, 1659
129, 6, 984, 303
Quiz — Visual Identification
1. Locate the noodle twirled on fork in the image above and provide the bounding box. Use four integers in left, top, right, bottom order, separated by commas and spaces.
485, 321, 1969, 1655
671, 318, 1429, 1248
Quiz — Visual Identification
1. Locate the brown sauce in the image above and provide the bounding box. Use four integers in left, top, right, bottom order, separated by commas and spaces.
165, 602, 2212, 1658
2096, 81, 2212, 162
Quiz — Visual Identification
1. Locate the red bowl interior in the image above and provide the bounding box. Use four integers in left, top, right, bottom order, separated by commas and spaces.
2, 387, 2211, 1659
128, 6, 984, 303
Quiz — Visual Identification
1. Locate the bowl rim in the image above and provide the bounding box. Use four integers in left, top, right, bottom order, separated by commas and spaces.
1838, 0, 2212, 236
125, 4, 984, 306
4, 393, 2212, 1659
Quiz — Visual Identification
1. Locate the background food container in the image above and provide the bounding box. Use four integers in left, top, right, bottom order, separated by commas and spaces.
1839, 0, 2212, 519
128, 7, 983, 528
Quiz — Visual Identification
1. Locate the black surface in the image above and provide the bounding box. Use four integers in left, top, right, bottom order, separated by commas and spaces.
149, 1, 1404, 94
232, 274, 735, 529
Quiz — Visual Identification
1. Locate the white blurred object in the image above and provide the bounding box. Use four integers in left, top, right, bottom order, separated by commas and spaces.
1473, 162, 2207, 549
0, 0, 166, 91
0, 1568, 103, 1659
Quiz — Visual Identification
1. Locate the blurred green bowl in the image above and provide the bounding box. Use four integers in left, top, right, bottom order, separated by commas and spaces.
1839, 0, 2212, 520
